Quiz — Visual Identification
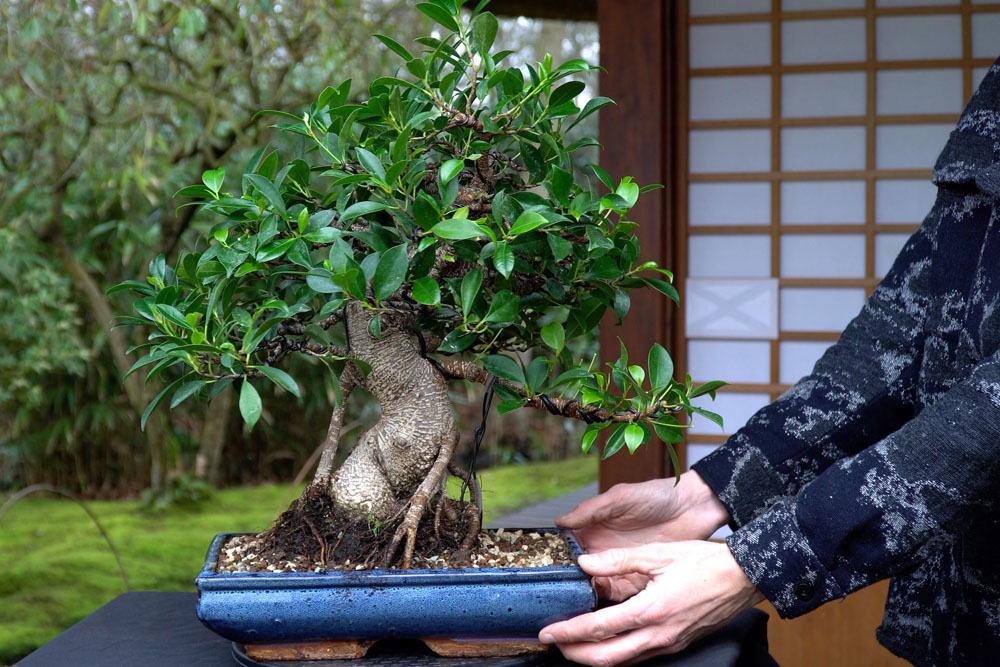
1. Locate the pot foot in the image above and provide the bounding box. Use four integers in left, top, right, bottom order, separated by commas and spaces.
422, 638, 549, 658
245, 639, 377, 660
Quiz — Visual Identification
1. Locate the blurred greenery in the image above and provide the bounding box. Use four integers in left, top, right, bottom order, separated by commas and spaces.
0, 0, 599, 498
0, 456, 597, 664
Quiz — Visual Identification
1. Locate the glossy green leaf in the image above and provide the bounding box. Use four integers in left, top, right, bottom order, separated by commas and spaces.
549, 81, 585, 109
483, 354, 525, 385
648, 343, 674, 391
461, 267, 483, 318
439, 158, 464, 185
373, 243, 409, 301
414, 3, 459, 32
483, 290, 519, 324
244, 173, 286, 219
470, 11, 498, 54
508, 211, 550, 236
430, 218, 489, 240
524, 356, 549, 393
355, 146, 386, 181
411, 276, 441, 305
493, 240, 514, 278
201, 168, 225, 194
540, 322, 565, 352
341, 200, 391, 223
256, 366, 302, 399
624, 423, 646, 453
141, 375, 188, 432
239, 379, 262, 431
374, 34, 413, 61
170, 379, 208, 409
602, 423, 628, 459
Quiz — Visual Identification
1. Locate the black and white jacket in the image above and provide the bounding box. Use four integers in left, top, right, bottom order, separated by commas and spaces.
693, 58, 1000, 666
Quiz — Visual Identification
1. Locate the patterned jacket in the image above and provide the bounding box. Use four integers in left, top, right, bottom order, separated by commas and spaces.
692, 58, 1000, 666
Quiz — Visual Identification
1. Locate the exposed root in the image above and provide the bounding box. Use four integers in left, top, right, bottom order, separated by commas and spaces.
380, 433, 458, 569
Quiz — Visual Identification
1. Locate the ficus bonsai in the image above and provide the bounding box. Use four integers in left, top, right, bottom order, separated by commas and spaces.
115, 0, 723, 569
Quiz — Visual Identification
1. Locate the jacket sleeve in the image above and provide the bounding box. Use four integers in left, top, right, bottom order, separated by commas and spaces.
691, 190, 945, 527
724, 348, 1000, 617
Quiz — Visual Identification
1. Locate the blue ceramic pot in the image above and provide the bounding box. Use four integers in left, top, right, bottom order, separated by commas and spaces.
195, 530, 596, 643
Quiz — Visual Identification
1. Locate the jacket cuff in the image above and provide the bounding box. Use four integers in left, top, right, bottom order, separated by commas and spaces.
725, 497, 846, 619
691, 438, 788, 528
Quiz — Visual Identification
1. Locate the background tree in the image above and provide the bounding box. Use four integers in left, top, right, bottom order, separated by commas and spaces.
119, 0, 722, 568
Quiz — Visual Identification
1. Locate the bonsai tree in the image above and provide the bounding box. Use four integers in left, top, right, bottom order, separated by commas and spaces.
115, 1, 723, 569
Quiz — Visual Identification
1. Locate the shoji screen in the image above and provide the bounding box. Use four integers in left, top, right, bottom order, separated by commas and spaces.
677, 1, 1000, 487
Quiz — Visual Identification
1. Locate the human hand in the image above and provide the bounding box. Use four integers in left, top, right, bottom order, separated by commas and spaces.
539, 541, 764, 666
558, 471, 731, 550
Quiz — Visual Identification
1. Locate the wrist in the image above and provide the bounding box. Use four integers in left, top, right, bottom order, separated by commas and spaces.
677, 470, 731, 535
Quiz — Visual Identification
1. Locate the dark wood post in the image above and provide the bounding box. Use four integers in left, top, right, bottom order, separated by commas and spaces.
597, 0, 675, 491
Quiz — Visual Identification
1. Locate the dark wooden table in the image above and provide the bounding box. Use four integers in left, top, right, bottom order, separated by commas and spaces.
17, 592, 776, 667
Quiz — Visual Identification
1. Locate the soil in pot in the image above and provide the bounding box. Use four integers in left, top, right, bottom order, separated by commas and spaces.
215, 486, 575, 573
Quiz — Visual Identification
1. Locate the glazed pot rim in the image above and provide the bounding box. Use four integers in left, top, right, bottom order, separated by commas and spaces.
197, 528, 591, 590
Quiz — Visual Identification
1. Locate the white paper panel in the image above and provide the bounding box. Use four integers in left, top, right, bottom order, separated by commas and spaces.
690, 129, 771, 173
689, 182, 772, 225
782, 19, 866, 65
782, 72, 866, 118
875, 233, 912, 278
688, 340, 771, 385
686, 278, 779, 339
689, 392, 770, 435
784, 0, 864, 8
974, 67, 991, 91
686, 444, 721, 469
780, 234, 866, 278
780, 287, 866, 331
690, 76, 771, 120
876, 69, 964, 115
781, 180, 866, 224
876, 16, 962, 61
781, 127, 866, 171
875, 179, 937, 223
690, 0, 771, 16
690, 23, 771, 69
875, 124, 953, 169
972, 13, 1000, 59
689, 235, 771, 278
876, 0, 958, 5
779, 341, 835, 384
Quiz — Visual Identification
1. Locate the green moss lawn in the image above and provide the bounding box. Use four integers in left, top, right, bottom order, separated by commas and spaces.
0, 457, 596, 664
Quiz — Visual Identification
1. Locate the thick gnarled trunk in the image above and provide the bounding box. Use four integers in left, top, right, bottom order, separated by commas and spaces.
315, 303, 458, 530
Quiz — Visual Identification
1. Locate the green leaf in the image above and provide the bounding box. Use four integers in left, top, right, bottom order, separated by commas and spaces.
540, 322, 565, 352
373, 243, 409, 301
239, 379, 263, 431
171, 380, 208, 409
439, 159, 464, 185
690, 406, 725, 430
244, 173, 287, 219
493, 241, 514, 278
642, 277, 680, 305
287, 239, 312, 268
461, 266, 483, 318
525, 357, 549, 393
549, 81, 585, 108
483, 354, 525, 384
653, 421, 684, 444
355, 146, 386, 181
518, 141, 545, 182
411, 276, 441, 306
415, 2, 459, 32
341, 200, 391, 223
581, 427, 600, 454
470, 11, 498, 54
508, 211, 551, 236
430, 218, 490, 240
602, 423, 628, 459
374, 34, 413, 61
690, 379, 727, 399
628, 365, 646, 386
624, 423, 646, 453
153, 304, 194, 332
256, 366, 302, 399
141, 375, 188, 431
483, 290, 520, 324
547, 234, 572, 261
202, 168, 225, 194
648, 343, 674, 391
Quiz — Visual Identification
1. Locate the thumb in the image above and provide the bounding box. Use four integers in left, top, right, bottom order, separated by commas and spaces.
578, 544, 665, 577
556, 495, 615, 528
